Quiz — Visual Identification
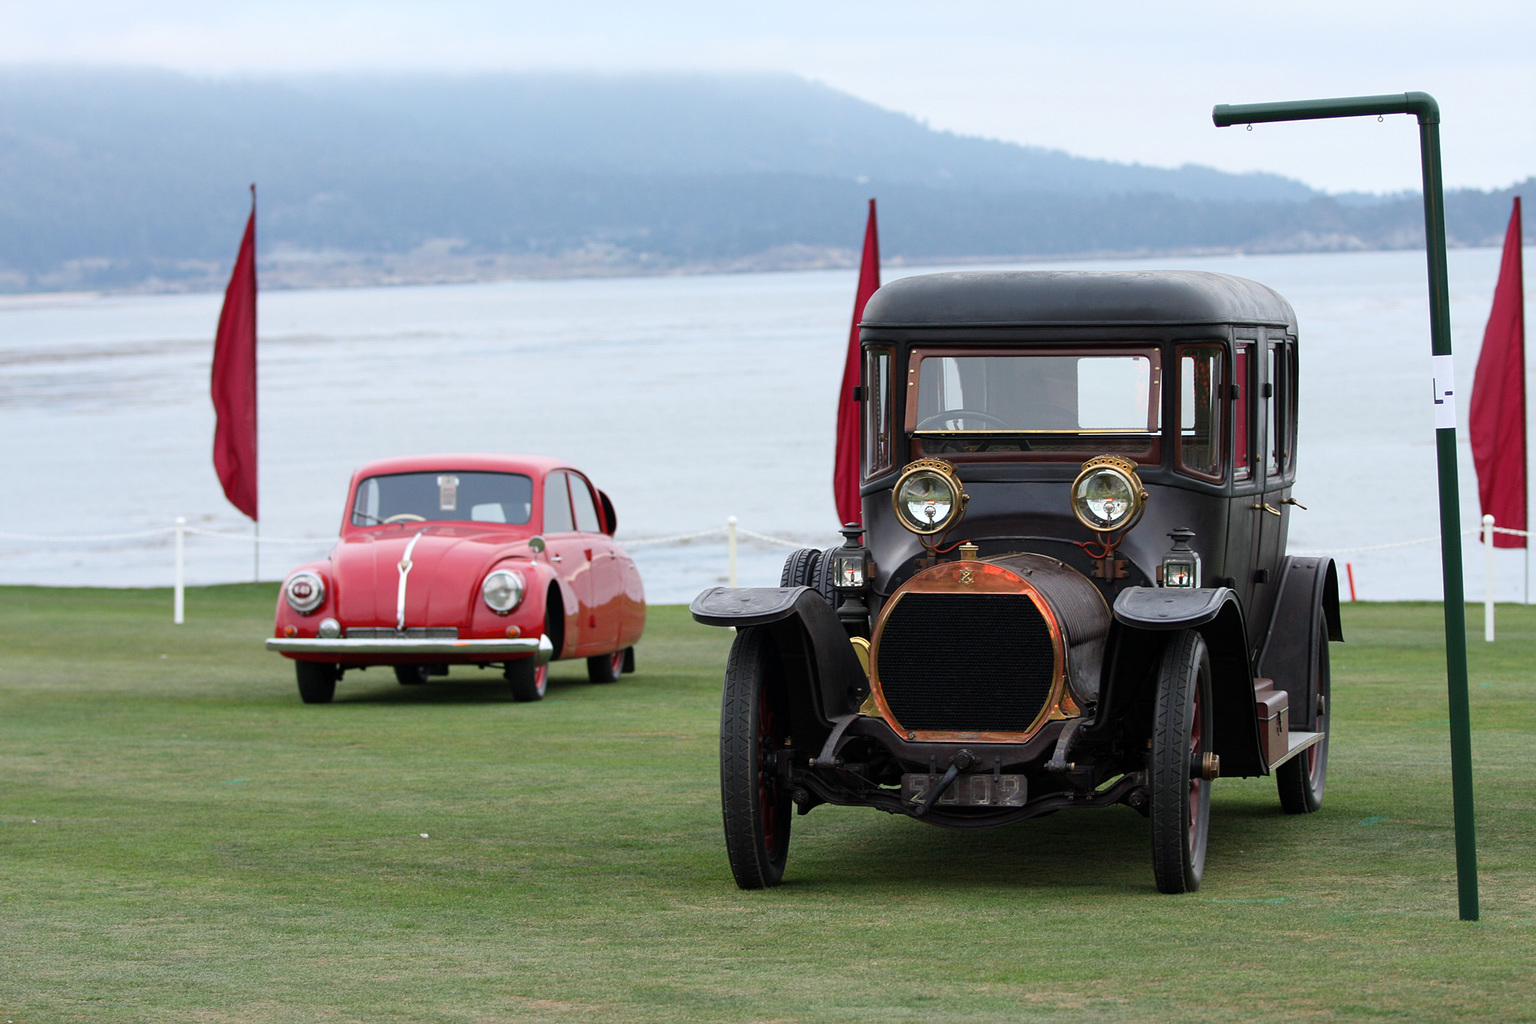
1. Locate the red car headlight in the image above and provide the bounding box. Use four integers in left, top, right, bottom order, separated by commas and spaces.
482, 569, 525, 614
283, 571, 326, 615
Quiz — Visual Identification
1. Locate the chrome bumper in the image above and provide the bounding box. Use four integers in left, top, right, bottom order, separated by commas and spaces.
266, 633, 554, 662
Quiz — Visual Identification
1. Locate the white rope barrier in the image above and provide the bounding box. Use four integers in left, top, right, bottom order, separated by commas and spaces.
2, 516, 1527, 624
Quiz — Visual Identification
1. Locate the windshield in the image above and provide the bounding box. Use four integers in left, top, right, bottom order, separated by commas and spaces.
350, 471, 534, 527
909, 348, 1161, 457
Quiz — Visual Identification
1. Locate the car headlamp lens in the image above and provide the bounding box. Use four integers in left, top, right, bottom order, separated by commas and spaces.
1071, 457, 1146, 533
482, 569, 525, 614
284, 571, 326, 615
892, 460, 967, 536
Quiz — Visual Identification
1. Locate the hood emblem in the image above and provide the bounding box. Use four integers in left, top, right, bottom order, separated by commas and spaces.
959, 568, 975, 586
396, 530, 428, 632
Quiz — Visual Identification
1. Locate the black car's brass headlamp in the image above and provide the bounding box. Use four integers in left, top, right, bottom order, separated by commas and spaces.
892, 459, 968, 536
1071, 456, 1147, 535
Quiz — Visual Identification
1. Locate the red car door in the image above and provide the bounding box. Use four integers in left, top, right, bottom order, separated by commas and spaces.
567, 472, 621, 651
541, 470, 596, 656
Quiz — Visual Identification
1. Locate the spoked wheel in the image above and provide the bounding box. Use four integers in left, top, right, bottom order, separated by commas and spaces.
295, 661, 338, 704
505, 656, 548, 702
1278, 612, 1331, 813
1150, 629, 1213, 893
394, 664, 430, 686
587, 650, 624, 684
720, 626, 792, 889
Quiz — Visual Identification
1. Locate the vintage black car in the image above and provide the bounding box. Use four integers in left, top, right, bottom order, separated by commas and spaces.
691, 270, 1342, 893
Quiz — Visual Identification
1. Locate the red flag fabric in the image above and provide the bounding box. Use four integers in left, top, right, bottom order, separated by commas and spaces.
1469, 196, 1526, 549
833, 199, 880, 526
212, 189, 259, 521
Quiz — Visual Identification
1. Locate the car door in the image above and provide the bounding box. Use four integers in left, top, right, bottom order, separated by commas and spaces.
567, 471, 621, 652
1250, 333, 1294, 642
1222, 337, 1263, 626
541, 470, 596, 655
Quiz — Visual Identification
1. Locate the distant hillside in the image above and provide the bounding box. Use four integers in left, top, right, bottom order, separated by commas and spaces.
0, 68, 1526, 293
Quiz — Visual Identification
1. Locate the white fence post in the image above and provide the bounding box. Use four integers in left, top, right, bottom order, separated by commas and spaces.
1483, 514, 1495, 642
174, 517, 186, 625
727, 516, 738, 587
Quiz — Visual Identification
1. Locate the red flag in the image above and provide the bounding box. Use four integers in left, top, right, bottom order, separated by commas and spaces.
212, 187, 258, 521
834, 199, 880, 526
1469, 196, 1526, 549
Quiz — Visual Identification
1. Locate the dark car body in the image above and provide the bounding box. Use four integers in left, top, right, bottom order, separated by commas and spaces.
693, 271, 1341, 892
268, 453, 645, 703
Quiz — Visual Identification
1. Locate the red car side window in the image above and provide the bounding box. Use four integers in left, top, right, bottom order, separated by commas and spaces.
570, 475, 602, 533
543, 471, 575, 533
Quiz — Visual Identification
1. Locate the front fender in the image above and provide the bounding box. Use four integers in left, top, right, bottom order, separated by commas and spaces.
1109, 586, 1268, 778
692, 586, 867, 750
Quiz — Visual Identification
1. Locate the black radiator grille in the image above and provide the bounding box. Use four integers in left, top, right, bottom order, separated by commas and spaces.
876, 593, 1056, 733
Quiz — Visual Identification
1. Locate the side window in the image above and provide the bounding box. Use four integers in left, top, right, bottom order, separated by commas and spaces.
542, 471, 575, 534
1234, 342, 1254, 482
1177, 345, 1223, 480
864, 348, 893, 477
569, 474, 601, 533
1267, 342, 1283, 475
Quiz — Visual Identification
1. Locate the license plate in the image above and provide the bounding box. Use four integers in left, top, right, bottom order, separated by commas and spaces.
901, 772, 1026, 807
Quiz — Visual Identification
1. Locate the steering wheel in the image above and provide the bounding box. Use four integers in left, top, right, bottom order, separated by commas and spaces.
915, 408, 1012, 431
383, 513, 427, 523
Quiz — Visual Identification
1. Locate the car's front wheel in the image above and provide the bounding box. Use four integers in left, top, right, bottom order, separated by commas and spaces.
720, 626, 792, 889
505, 656, 547, 702
295, 661, 338, 704
1150, 629, 1213, 893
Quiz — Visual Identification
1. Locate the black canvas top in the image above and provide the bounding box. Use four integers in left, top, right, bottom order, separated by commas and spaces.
860, 270, 1297, 330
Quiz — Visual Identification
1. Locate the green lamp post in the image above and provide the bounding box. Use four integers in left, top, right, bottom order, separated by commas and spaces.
1213, 92, 1478, 921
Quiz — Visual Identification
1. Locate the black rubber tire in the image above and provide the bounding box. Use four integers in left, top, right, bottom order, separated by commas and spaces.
587, 650, 624, 684
720, 626, 792, 889
779, 547, 823, 588
621, 646, 636, 674
1150, 630, 1213, 894
295, 661, 338, 704
811, 546, 840, 604
1277, 612, 1331, 814
505, 657, 547, 702
394, 665, 429, 686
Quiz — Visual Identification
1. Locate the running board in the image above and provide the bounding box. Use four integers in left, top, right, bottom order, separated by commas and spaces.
1267, 730, 1324, 770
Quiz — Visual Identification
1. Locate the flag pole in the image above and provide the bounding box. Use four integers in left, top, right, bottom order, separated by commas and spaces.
1215, 92, 1479, 921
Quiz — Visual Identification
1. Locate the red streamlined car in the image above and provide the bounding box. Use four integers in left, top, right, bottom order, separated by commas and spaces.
267, 454, 645, 704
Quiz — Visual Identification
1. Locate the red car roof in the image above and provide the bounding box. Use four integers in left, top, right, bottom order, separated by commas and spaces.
348, 453, 575, 481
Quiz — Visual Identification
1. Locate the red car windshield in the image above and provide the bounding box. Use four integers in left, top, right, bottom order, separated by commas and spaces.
350, 471, 534, 527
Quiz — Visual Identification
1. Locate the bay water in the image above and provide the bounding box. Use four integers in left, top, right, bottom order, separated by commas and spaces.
1, 247, 1531, 605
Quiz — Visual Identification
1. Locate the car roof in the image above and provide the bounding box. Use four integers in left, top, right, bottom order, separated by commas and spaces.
349, 454, 575, 480
861, 270, 1297, 330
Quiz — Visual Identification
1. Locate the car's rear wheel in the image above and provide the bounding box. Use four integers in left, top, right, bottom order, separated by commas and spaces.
394, 665, 429, 686
720, 626, 792, 889
588, 650, 624, 684
1278, 611, 1331, 813
505, 657, 548, 702
295, 661, 338, 704
1150, 629, 1213, 893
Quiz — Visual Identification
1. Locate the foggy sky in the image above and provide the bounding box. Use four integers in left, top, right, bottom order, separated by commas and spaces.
2, 0, 1532, 195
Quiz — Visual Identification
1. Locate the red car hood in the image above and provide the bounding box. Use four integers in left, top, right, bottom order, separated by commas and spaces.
330, 526, 531, 629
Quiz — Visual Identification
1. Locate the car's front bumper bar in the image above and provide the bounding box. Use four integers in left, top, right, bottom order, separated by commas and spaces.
265, 634, 553, 662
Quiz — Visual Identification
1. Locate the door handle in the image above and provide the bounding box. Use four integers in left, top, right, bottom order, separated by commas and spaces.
1251, 503, 1282, 517
1282, 497, 1308, 510
550, 553, 563, 563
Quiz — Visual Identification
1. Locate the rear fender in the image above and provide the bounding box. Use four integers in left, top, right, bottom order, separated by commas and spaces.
1110, 586, 1268, 778
1257, 556, 1341, 728
691, 587, 867, 749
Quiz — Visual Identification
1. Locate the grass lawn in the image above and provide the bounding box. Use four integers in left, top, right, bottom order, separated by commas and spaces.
2, 585, 1534, 1023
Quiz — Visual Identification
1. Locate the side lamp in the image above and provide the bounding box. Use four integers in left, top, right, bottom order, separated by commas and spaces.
1160, 527, 1201, 589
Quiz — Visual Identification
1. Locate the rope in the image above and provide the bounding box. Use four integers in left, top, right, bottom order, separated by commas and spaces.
182, 527, 329, 545
0, 528, 170, 542
734, 527, 816, 549
618, 527, 726, 547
